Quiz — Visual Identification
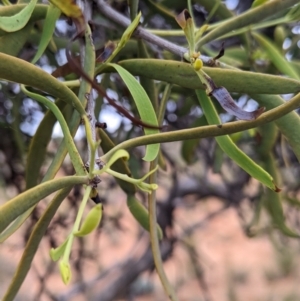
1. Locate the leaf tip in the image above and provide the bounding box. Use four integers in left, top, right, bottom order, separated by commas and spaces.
275, 185, 281, 193
254, 106, 266, 119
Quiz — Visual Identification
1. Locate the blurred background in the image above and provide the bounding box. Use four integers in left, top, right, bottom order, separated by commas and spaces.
1, 0, 300, 300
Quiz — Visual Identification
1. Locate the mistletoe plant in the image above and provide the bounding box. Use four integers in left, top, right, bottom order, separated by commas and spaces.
0, 0, 300, 301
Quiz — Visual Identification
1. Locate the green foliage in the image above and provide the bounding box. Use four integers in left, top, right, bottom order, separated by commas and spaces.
0, 0, 300, 300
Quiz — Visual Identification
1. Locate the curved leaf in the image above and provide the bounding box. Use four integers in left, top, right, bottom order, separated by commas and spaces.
31, 4, 61, 64
74, 204, 103, 237
98, 129, 136, 194
0, 21, 33, 55
0, 52, 86, 116
106, 63, 160, 161
197, 0, 298, 46
196, 89, 279, 191
262, 154, 299, 237
0, 176, 88, 233
127, 195, 163, 239
117, 59, 300, 94
252, 32, 300, 80
2, 187, 72, 301
0, 0, 38, 32
251, 94, 300, 162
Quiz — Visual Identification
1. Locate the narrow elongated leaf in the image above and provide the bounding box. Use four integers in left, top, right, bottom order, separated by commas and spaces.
127, 195, 163, 239
98, 129, 136, 194
251, 94, 300, 162
31, 4, 61, 64
97, 12, 141, 67
193, 67, 265, 120
194, 0, 233, 19
262, 154, 299, 237
256, 121, 278, 156
50, 239, 69, 261
251, 0, 269, 8
49, 0, 84, 35
49, 0, 82, 19
0, 52, 86, 116
59, 261, 71, 285
252, 32, 300, 80
197, 0, 298, 46
196, 89, 279, 191
0, 20, 33, 55
117, 59, 300, 94
0, 5, 47, 37
26, 99, 66, 189
0, 0, 38, 32
2, 187, 72, 301
106, 63, 160, 161
0, 176, 88, 233
74, 204, 103, 237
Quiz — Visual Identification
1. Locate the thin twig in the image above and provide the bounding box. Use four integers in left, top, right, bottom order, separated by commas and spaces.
96, 0, 232, 68
78, 0, 100, 167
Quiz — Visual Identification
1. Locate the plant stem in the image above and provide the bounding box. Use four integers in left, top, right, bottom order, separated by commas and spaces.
63, 186, 92, 263
78, 1, 99, 169
21, 85, 85, 175
101, 91, 300, 163
147, 80, 178, 300
2, 187, 72, 301
96, 0, 231, 69
197, 0, 299, 47
158, 84, 172, 125
148, 160, 179, 301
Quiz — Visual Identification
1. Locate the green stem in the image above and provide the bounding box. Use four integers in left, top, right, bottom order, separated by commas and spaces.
62, 186, 92, 263
148, 79, 178, 300
158, 84, 172, 125
100, 91, 300, 163
63, 79, 80, 87
21, 85, 86, 176
129, 0, 138, 20
2, 187, 72, 301
148, 159, 179, 301
197, 0, 299, 47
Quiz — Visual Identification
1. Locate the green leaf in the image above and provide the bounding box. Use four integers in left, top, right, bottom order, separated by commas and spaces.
106, 63, 160, 161
21, 85, 85, 176
74, 204, 103, 237
175, 10, 195, 57
252, 32, 300, 80
48, 0, 82, 18
101, 149, 130, 171
0, 20, 33, 56
1, 187, 72, 301
197, 0, 299, 47
196, 89, 279, 191
31, 4, 61, 64
104, 12, 141, 65
251, 0, 269, 8
0, 52, 86, 116
0, 0, 38, 32
194, 0, 233, 20
251, 94, 300, 162
59, 261, 71, 285
181, 115, 207, 164
127, 195, 163, 239
117, 59, 300, 94
50, 239, 69, 261
0, 176, 88, 234
262, 154, 299, 237
98, 129, 136, 194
